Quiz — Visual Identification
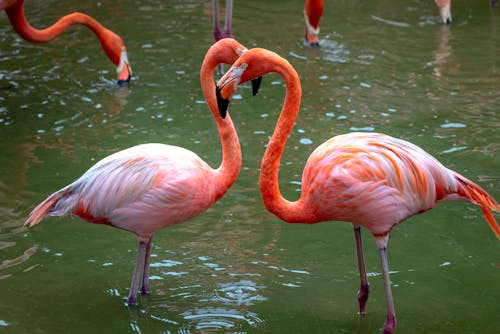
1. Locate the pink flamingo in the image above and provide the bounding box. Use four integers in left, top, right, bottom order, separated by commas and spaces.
434, 0, 498, 24
215, 47, 500, 333
1, 0, 131, 85
304, 0, 324, 47
24, 38, 250, 306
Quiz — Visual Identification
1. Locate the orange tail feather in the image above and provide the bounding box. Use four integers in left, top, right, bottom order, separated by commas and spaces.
453, 172, 500, 239
25, 188, 72, 227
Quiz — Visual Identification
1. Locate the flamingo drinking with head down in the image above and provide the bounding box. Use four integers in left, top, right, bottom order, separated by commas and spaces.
434, 0, 452, 24
24, 38, 254, 306
434, 0, 498, 25
1, 0, 131, 85
303, 0, 324, 47
216, 47, 500, 333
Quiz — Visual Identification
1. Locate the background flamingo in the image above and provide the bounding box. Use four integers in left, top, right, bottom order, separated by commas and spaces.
304, 0, 324, 47
434, 0, 498, 24
215, 47, 500, 334
1, 0, 131, 85
24, 38, 248, 306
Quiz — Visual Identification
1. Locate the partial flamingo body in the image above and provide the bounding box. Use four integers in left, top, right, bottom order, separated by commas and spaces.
304, 0, 324, 47
434, 0, 498, 25
216, 47, 500, 334
25, 38, 247, 306
1, 0, 131, 85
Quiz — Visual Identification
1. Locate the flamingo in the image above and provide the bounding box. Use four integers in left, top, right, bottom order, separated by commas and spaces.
304, 0, 324, 47
215, 47, 500, 334
1, 0, 131, 86
24, 38, 253, 306
434, 0, 498, 24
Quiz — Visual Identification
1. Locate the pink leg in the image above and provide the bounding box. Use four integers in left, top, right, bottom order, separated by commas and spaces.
379, 247, 397, 334
213, 0, 222, 41
223, 0, 233, 38
140, 238, 152, 295
127, 241, 147, 306
354, 226, 370, 314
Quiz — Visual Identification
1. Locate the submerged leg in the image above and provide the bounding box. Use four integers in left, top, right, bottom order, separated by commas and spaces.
379, 247, 397, 334
140, 238, 152, 295
354, 226, 370, 314
127, 241, 147, 306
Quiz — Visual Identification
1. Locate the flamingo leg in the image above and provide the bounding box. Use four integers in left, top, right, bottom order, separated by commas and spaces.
353, 226, 370, 314
223, 0, 233, 38
379, 247, 397, 334
213, 0, 222, 41
127, 241, 147, 306
140, 238, 152, 295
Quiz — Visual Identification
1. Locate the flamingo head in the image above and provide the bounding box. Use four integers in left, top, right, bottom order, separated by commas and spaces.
216, 49, 266, 118
99, 29, 132, 86
435, 0, 452, 25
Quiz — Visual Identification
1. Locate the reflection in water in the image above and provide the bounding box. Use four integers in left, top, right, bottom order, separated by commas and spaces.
433, 26, 454, 78
180, 307, 265, 332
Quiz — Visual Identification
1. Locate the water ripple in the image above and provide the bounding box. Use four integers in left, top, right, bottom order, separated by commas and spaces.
180, 307, 265, 332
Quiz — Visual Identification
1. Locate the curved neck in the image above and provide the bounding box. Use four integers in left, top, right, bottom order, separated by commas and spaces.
258, 57, 314, 223
5, 0, 119, 65
200, 54, 242, 200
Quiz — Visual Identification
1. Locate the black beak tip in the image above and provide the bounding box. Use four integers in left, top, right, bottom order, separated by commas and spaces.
117, 77, 130, 87
216, 86, 229, 119
251, 76, 262, 96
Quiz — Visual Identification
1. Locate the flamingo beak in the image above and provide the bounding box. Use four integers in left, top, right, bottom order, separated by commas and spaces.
439, 5, 452, 25
216, 86, 230, 119
216, 63, 262, 119
251, 76, 262, 96
116, 50, 132, 86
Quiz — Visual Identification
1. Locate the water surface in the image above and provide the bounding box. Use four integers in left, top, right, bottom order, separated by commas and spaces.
1, 0, 499, 333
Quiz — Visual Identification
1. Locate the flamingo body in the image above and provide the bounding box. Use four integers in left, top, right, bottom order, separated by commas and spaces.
26, 38, 247, 305
2, 0, 131, 85
216, 47, 500, 333
301, 133, 456, 234
33, 144, 222, 243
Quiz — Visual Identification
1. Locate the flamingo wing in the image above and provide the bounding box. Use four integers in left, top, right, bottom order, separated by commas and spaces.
301, 132, 459, 235
32, 143, 216, 239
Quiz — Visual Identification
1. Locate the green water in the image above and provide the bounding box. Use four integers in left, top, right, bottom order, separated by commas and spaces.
1, 0, 499, 333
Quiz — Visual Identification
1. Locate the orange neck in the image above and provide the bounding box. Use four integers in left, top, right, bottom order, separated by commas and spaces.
256, 53, 315, 223
5, 0, 121, 66
200, 43, 242, 200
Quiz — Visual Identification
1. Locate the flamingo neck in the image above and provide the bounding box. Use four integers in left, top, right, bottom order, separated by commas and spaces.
5, 0, 121, 66
200, 55, 242, 200
258, 56, 314, 223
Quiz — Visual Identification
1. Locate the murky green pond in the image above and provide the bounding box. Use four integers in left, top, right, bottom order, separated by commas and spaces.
1, 0, 499, 333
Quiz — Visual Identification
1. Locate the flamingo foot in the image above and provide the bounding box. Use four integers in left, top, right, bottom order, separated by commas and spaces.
383, 314, 397, 334
140, 285, 151, 295
127, 294, 139, 307
357, 283, 370, 314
